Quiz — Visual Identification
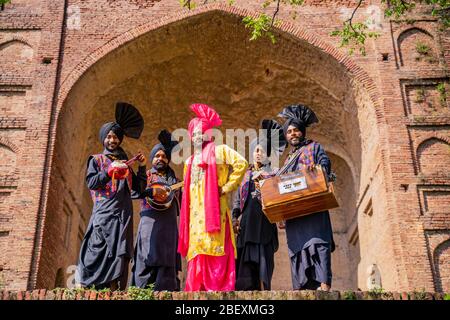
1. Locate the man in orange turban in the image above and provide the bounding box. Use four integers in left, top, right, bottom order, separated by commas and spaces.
178, 103, 248, 291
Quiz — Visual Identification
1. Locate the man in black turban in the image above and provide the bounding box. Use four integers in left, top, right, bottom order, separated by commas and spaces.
277, 104, 336, 292
131, 129, 182, 291
77, 102, 146, 291
232, 119, 286, 291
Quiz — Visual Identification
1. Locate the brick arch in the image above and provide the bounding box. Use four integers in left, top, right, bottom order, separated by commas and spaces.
0, 137, 20, 153
0, 37, 33, 50
56, 2, 382, 119
54, 267, 65, 288
0, 37, 34, 75
397, 27, 437, 67
398, 27, 434, 41
309, 132, 358, 184
417, 134, 450, 148
433, 239, 450, 292
0, 138, 19, 178
326, 151, 360, 289
32, 2, 386, 290
417, 137, 450, 176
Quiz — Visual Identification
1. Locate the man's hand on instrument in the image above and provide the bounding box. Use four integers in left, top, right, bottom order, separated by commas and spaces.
107, 161, 127, 178
107, 167, 117, 178
137, 151, 146, 167
153, 187, 168, 202
277, 220, 286, 229
306, 164, 317, 172
143, 188, 153, 198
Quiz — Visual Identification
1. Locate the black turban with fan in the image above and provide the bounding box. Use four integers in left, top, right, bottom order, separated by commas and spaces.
278, 104, 319, 138
249, 119, 287, 160
149, 129, 179, 163
99, 102, 144, 145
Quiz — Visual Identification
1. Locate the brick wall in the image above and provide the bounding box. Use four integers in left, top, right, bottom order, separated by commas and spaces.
0, 289, 448, 300
0, 0, 448, 292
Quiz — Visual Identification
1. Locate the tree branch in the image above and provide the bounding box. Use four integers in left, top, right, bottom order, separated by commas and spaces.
346, 0, 364, 33
271, 0, 281, 27
183, 0, 192, 10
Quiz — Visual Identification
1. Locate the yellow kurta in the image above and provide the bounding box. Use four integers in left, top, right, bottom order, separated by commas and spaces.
184, 144, 248, 261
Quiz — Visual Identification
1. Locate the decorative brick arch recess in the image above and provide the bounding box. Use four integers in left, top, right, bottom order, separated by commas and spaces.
0, 37, 33, 50
416, 136, 450, 175
0, 137, 20, 181
30, 3, 385, 289
397, 27, 437, 67
0, 137, 20, 154
417, 135, 450, 149
398, 27, 434, 42
433, 239, 450, 292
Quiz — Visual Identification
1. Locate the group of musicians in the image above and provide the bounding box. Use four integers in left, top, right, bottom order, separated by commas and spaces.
76, 103, 335, 292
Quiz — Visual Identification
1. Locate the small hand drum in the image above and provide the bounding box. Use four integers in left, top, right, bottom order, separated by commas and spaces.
145, 181, 176, 211
110, 161, 129, 179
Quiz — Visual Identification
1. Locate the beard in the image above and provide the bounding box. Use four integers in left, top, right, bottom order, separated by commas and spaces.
154, 161, 167, 171
289, 136, 304, 147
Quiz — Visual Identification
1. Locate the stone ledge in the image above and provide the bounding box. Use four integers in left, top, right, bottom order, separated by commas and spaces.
0, 176, 19, 187
0, 76, 33, 87
0, 117, 27, 129
1, 289, 448, 300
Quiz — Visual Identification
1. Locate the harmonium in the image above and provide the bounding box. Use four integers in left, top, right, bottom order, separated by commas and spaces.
260, 165, 339, 223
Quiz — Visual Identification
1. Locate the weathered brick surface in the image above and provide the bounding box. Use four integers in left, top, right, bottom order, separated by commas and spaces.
0, 0, 448, 293
1, 289, 446, 300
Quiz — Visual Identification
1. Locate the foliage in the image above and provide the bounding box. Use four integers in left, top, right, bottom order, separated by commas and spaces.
47, 286, 157, 300
243, 14, 279, 44
384, 0, 450, 28
416, 42, 431, 55
127, 285, 155, 300
411, 288, 428, 300
179, 0, 449, 56
436, 82, 447, 105
330, 21, 380, 56
368, 286, 385, 299
415, 87, 426, 103
343, 290, 357, 300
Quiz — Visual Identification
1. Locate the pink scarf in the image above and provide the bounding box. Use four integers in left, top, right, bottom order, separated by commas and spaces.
178, 141, 221, 258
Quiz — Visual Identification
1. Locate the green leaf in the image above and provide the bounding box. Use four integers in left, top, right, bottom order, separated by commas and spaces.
243, 13, 277, 42
286, 0, 305, 5
381, 0, 416, 18
330, 20, 379, 56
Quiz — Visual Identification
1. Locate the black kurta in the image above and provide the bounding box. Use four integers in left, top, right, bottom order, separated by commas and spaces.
131, 167, 181, 291
77, 149, 146, 290
233, 166, 278, 290
282, 140, 335, 290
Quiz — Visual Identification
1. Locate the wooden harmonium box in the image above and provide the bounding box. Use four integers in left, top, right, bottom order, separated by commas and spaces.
260, 165, 339, 223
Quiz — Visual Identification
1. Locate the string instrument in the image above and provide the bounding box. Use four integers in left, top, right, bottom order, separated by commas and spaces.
145, 180, 184, 211
259, 149, 339, 223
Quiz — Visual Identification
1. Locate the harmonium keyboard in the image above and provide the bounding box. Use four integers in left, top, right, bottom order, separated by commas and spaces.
260, 165, 339, 223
